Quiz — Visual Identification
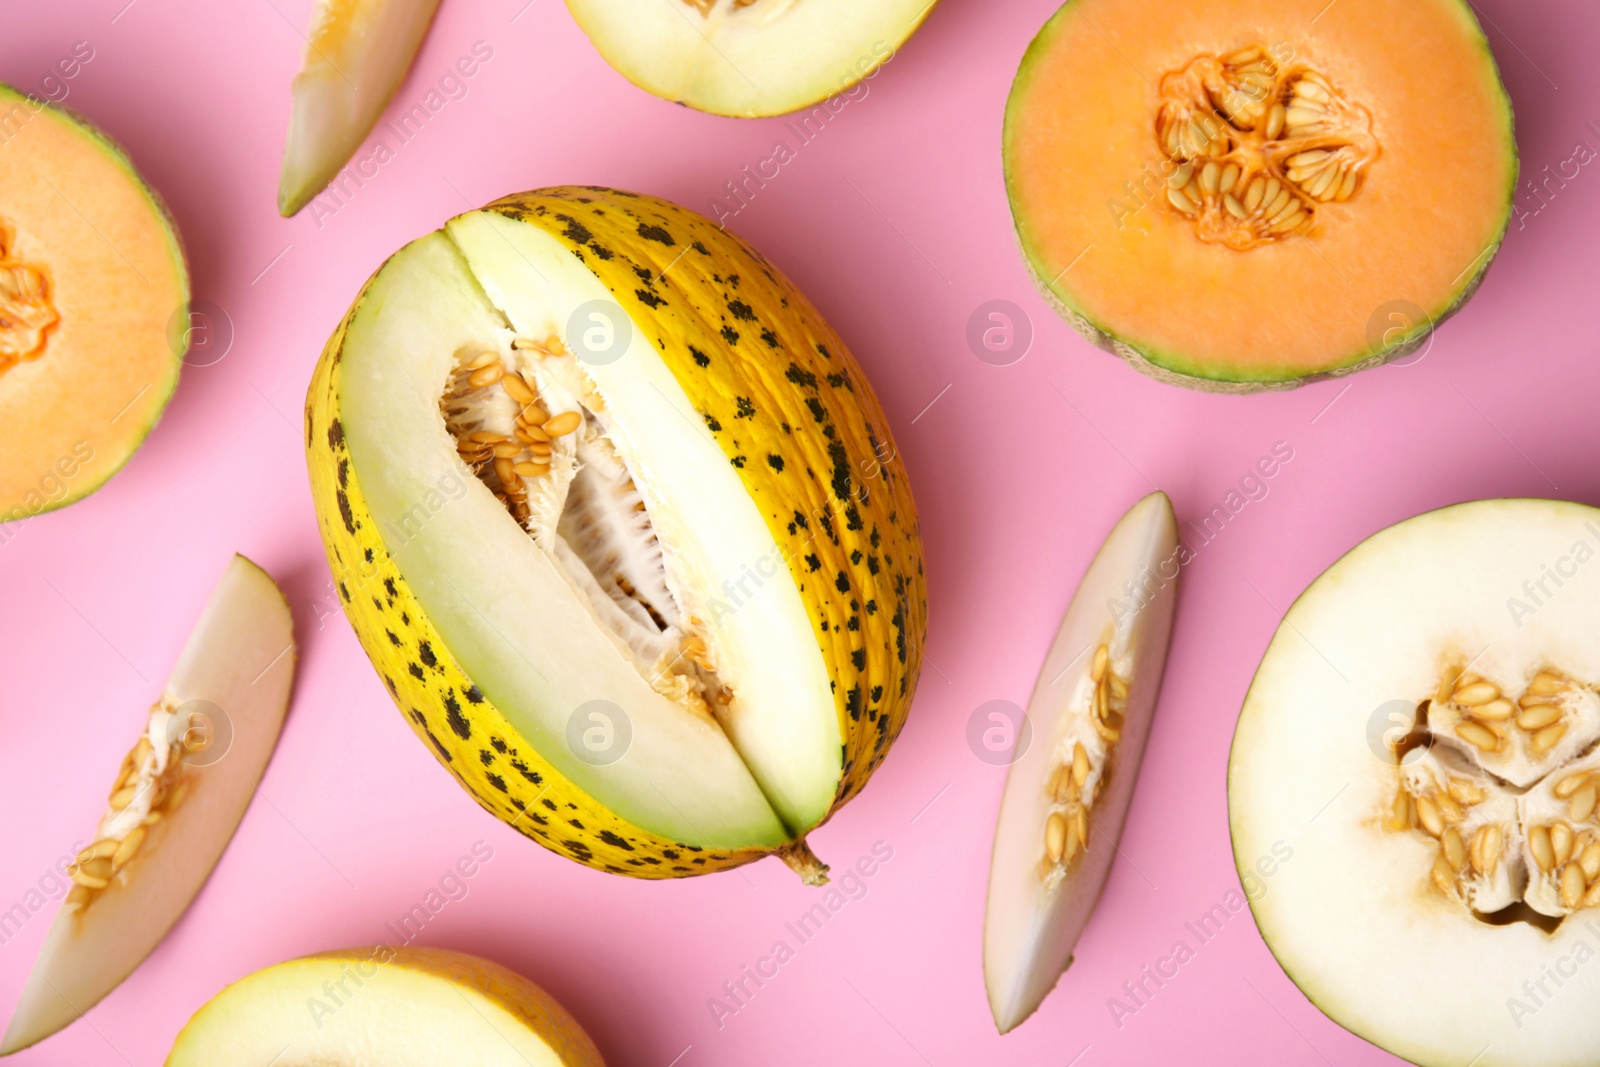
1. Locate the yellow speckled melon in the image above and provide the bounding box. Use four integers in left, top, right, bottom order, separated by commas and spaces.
305, 187, 925, 881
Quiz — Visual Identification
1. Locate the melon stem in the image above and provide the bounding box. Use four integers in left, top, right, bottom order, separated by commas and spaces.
777, 839, 830, 886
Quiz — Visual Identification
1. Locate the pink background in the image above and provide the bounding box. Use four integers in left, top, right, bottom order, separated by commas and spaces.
2, 0, 1597, 1062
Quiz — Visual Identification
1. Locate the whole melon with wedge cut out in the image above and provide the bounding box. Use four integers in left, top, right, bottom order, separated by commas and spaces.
0, 82, 188, 521
1004, 0, 1516, 391
305, 186, 925, 881
565, 0, 938, 117
1231, 499, 1600, 1066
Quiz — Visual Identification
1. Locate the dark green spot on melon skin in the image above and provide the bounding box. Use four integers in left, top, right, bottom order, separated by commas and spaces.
419, 642, 437, 668
735, 397, 755, 418
835, 571, 851, 593
721, 326, 739, 345
786, 363, 818, 389
557, 214, 591, 244
690, 346, 711, 367
337, 458, 349, 487
728, 299, 755, 321
443, 692, 471, 739
480, 750, 495, 766
387, 630, 401, 646
768, 454, 784, 472
704, 415, 722, 432
637, 223, 674, 245
327, 418, 344, 450
337, 490, 356, 534
852, 649, 867, 670
510, 759, 542, 784
542, 798, 559, 811
636, 289, 665, 309
465, 686, 484, 704
599, 830, 635, 851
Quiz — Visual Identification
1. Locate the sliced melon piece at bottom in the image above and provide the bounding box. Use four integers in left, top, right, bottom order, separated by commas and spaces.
166, 947, 603, 1067
0, 556, 295, 1055
984, 492, 1179, 1033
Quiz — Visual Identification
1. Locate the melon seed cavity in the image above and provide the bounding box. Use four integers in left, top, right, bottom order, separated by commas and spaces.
1386, 668, 1600, 922
1041, 642, 1125, 878
1155, 46, 1379, 249
0, 221, 59, 375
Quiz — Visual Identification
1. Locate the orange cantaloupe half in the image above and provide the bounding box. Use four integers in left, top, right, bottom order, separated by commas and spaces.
1005, 0, 1516, 391
0, 84, 187, 520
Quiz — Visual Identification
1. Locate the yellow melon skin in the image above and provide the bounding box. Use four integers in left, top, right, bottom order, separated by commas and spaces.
306, 187, 926, 879
166, 946, 605, 1066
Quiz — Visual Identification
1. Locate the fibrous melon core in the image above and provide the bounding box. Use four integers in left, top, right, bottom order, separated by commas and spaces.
0, 220, 58, 371
1156, 44, 1379, 249
1385, 665, 1600, 923
439, 340, 727, 722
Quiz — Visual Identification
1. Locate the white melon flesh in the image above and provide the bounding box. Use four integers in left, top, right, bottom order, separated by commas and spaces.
1231, 499, 1600, 1067
984, 492, 1179, 1033
336, 223, 841, 848
278, 0, 443, 216
166, 948, 602, 1067
565, 0, 936, 117
1, 556, 295, 1056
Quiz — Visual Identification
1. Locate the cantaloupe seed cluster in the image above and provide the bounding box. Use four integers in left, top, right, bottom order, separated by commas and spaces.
1040, 642, 1125, 874
1387, 667, 1600, 916
0, 221, 58, 372
1156, 45, 1379, 249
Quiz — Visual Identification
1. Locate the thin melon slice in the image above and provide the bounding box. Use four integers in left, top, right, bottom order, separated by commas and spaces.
1005, 0, 1516, 391
1231, 499, 1600, 1066
166, 947, 604, 1066
278, 0, 443, 217
984, 492, 1179, 1032
0, 556, 295, 1056
565, 0, 938, 117
307, 187, 925, 879
0, 84, 187, 520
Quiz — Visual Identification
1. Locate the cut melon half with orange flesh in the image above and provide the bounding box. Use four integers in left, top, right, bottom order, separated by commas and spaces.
0, 556, 295, 1056
278, 0, 443, 217
1004, 0, 1516, 392
0, 84, 188, 520
166, 947, 604, 1066
984, 492, 1179, 1032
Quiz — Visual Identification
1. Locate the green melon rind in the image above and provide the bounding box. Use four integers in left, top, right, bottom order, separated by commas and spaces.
0, 82, 189, 521
1001, 0, 1517, 393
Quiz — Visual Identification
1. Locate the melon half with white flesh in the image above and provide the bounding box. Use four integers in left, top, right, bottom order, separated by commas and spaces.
564, 0, 938, 117
0, 555, 295, 1056
166, 947, 604, 1067
1230, 499, 1600, 1067
985, 492, 1179, 1033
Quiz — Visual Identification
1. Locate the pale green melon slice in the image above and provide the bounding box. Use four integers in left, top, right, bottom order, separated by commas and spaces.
565, 0, 936, 117
1, 556, 295, 1055
278, 0, 443, 216
984, 492, 1179, 1032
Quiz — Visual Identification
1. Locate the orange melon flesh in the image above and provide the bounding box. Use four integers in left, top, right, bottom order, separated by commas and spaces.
1005, 0, 1515, 389
0, 84, 186, 520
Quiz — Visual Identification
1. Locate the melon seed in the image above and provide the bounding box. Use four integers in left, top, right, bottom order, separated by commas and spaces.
1048, 765, 1075, 804
1446, 778, 1484, 806
1045, 812, 1068, 863
1580, 843, 1600, 882
1555, 771, 1591, 799
1454, 721, 1499, 752
1453, 681, 1500, 706
543, 411, 583, 437
1388, 786, 1411, 831
1562, 863, 1587, 909
1516, 703, 1562, 731
1528, 671, 1566, 696
1470, 825, 1503, 874
1531, 824, 1556, 873
1552, 822, 1574, 866
1072, 741, 1090, 789
1468, 698, 1514, 721
1532, 722, 1569, 756
1441, 827, 1466, 871
1416, 795, 1443, 838
1585, 881, 1600, 909
112, 826, 146, 870
1570, 784, 1598, 823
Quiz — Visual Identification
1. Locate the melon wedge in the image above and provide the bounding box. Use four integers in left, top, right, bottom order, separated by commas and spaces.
278, 0, 443, 217
1004, 0, 1516, 391
167, 947, 603, 1066
565, 0, 938, 117
984, 492, 1179, 1032
1231, 499, 1600, 1066
0, 556, 295, 1056
306, 187, 925, 879
0, 83, 187, 521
